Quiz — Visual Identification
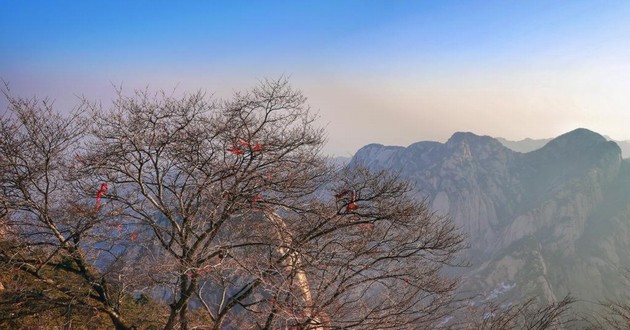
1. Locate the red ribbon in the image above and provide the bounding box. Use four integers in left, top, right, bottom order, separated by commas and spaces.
95, 183, 108, 210
227, 147, 244, 155
335, 189, 359, 212
251, 143, 263, 152
230, 139, 263, 154
252, 194, 263, 208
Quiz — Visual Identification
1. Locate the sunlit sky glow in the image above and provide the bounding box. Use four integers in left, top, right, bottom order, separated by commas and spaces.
2, 1, 630, 155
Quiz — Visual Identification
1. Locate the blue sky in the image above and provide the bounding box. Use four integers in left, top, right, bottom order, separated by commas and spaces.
2, 1, 630, 155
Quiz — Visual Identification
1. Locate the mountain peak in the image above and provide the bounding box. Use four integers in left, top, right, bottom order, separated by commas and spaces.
446, 131, 508, 152
541, 128, 610, 154
526, 128, 622, 174
554, 128, 605, 143
447, 131, 484, 143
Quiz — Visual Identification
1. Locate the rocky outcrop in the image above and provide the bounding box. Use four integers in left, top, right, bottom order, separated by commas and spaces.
351, 128, 630, 305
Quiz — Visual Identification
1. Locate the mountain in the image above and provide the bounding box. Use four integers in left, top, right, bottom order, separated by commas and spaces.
497, 135, 630, 158
496, 137, 551, 153
351, 128, 630, 310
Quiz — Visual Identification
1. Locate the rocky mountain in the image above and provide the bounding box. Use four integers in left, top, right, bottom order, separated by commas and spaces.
351, 128, 630, 309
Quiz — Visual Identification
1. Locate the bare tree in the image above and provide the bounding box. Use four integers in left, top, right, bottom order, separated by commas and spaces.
0, 90, 143, 329
1, 78, 467, 329
82, 78, 467, 329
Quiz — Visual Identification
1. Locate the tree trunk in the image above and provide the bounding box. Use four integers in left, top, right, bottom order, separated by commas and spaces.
107, 310, 133, 330
164, 275, 197, 330
266, 211, 328, 330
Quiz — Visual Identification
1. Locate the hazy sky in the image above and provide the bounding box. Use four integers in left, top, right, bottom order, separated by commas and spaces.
2, 1, 630, 155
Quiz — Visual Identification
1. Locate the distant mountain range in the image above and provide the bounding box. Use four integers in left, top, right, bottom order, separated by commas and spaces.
496, 135, 630, 158
350, 128, 630, 312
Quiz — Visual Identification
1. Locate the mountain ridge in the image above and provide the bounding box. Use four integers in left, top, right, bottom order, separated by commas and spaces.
496, 130, 630, 158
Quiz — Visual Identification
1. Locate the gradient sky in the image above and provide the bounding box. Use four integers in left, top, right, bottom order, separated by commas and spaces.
2, 1, 630, 155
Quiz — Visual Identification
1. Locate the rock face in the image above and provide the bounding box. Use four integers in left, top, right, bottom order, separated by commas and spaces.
351, 128, 630, 305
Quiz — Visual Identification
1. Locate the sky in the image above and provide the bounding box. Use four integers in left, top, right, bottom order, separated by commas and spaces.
2, 1, 630, 156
